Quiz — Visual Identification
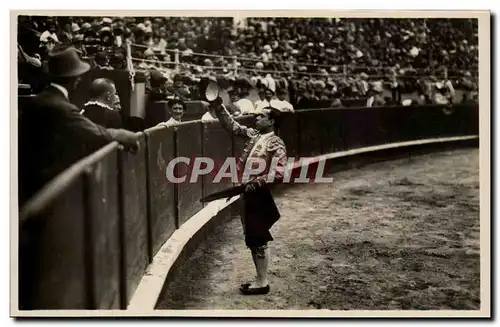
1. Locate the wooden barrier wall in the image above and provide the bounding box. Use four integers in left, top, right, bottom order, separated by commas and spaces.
18, 104, 479, 310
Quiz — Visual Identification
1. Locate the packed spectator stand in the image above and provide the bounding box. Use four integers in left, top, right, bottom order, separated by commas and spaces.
18, 15, 478, 110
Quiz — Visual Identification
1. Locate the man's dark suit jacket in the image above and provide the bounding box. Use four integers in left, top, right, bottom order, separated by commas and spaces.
18, 85, 114, 206
82, 102, 123, 129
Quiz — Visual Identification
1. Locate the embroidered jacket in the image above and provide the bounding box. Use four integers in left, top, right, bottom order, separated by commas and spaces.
214, 104, 287, 186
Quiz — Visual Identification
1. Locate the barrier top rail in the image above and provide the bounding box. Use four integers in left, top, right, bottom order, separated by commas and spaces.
144, 118, 203, 134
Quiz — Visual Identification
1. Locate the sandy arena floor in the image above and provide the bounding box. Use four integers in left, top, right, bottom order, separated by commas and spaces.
157, 148, 480, 310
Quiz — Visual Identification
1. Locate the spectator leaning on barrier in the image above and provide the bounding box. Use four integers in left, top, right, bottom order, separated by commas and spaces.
366, 81, 385, 107
275, 88, 294, 113
233, 77, 256, 115
433, 82, 451, 105
157, 97, 186, 127
18, 45, 140, 205
81, 78, 123, 129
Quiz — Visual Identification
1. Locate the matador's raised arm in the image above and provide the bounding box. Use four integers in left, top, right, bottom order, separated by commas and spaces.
212, 102, 258, 139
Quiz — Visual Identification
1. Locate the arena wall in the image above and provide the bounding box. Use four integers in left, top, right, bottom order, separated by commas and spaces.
17, 99, 479, 310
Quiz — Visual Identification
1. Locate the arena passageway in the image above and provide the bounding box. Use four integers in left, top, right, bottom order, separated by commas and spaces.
156, 148, 480, 311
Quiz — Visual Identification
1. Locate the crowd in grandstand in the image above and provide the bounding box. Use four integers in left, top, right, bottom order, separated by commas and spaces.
18, 15, 479, 109
17, 15, 481, 208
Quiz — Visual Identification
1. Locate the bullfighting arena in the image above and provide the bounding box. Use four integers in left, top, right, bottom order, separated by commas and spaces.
157, 148, 479, 310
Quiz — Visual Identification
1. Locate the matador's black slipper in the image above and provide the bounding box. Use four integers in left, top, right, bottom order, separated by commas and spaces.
240, 284, 270, 295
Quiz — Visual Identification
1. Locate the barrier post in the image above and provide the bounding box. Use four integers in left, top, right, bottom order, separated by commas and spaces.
233, 56, 238, 75
144, 133, 154, 262
82, 168, 97, 309
126, 40, 135, 91
174, 49, 180, 73
116, 148, 127, 309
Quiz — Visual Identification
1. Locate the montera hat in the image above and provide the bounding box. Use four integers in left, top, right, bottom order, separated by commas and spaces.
48, 46, 90, 78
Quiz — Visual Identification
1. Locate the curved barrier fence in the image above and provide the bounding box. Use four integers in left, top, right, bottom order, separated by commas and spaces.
18, 103, 479, 310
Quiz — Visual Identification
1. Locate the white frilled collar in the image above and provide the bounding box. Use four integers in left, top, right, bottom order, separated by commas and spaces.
83, 100, 114, 111
80, 100, 115, 115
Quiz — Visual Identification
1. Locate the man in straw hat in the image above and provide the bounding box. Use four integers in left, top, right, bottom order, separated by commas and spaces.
18, 45, 140, 206
209, 95, 287, 295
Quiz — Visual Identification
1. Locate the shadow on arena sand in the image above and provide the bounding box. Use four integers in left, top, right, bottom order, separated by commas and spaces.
156, 148, 480, 310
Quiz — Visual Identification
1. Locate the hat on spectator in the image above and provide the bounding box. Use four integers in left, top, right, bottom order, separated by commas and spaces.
40, 30, 59, 43
100, 26, 112, 34
47, 45, 90, 78
101, 17, 112, 25
71, 23, 80, 33
326, 79, 335, 87
265, 74, 276, 94
371, 81, 383, 93
81, 22, 91, 30
255, 62, 264, 69
150, 70, 167, 87
402, 99, 412, 106
74, 34, 84, 42
315, 80, 326, 89
435, 82, 445, 90
203, 58, 214, 66
263, 45, 272, 53
144, 48, 155, 57
182, 49, 193, 57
